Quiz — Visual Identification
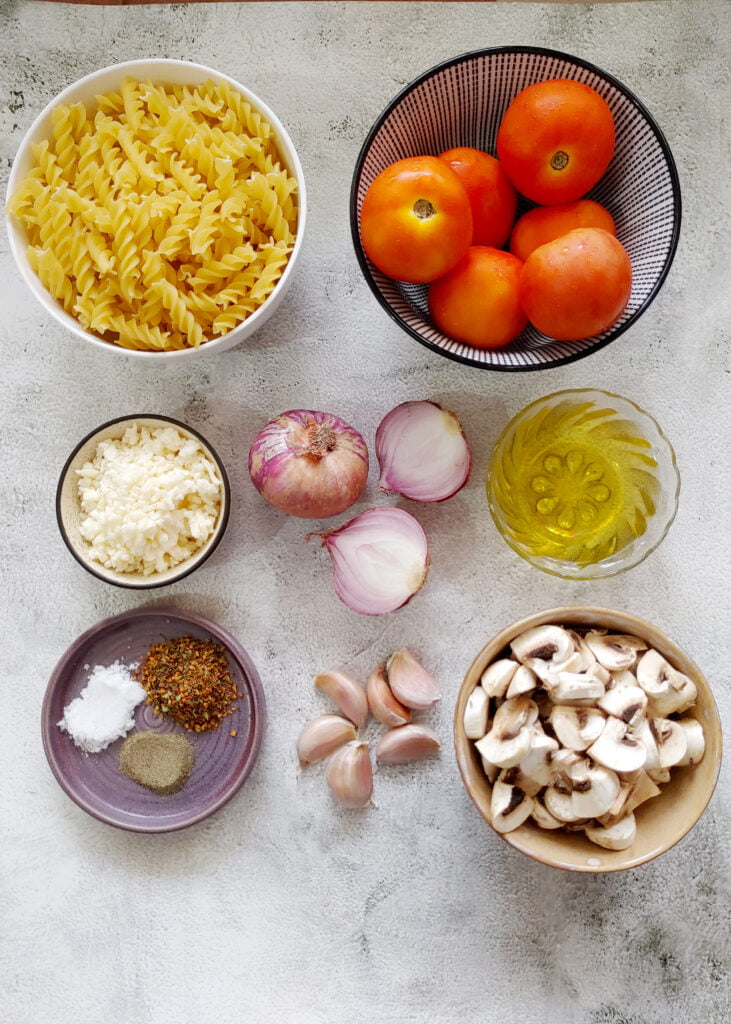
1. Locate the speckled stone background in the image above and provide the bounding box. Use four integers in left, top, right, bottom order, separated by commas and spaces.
1, 2, 729, 1023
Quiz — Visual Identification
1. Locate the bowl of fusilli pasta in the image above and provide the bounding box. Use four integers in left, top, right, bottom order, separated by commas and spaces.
6, 60, 306, 357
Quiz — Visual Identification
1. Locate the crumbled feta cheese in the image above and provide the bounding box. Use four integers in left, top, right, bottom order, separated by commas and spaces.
76, 424, 223, 575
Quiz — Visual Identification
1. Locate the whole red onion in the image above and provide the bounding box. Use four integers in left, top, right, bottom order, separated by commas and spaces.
248, 409, 369, 519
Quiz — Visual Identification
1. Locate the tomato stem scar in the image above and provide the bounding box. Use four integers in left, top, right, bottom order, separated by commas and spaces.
550, 151, 569, 171
413, 198, 436, 219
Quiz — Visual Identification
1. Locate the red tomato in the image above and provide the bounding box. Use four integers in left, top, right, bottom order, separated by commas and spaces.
519, 227, 632, 341
438, 147, 517, 248
510, 199, 616, 262
497, 79, 615, 205
428, 246, 527, 350
359, 156, 473, 283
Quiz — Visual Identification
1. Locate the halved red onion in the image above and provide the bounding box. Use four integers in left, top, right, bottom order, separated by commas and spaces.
249, 409, 368, 519
376, 400, 472, 502
312, 507, 429, 615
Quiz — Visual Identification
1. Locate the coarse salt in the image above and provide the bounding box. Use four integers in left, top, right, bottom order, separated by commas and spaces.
76, 424, 222, 576
58, 660, 145, 754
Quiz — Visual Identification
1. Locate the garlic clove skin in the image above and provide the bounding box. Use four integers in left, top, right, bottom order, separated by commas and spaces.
376, 724, 440, 764
366, 663, 412, 727
314, 670, 369, 727
375, 400, 472, 503
297, 714, 357, 766
386, 649, 441, 710
326, 741, 373, 808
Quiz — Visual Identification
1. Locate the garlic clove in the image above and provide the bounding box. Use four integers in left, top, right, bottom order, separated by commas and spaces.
386, 649, 441, 710
326, 741, 373, 808
314, 669, 369, 727
366, 663, 412, 727
376, 724, 441, 764
297, 714, 357, 766
375, 400, 472, 502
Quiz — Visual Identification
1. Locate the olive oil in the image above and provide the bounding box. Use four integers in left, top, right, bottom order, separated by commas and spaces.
488, 397, 659, 566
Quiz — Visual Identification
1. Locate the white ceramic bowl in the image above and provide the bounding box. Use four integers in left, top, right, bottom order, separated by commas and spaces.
56, 414, 231, 588
6, 59, 307, 360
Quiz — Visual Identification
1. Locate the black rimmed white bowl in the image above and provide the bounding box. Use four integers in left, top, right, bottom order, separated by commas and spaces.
350, 47, 681, 372
57, 414, 231, 589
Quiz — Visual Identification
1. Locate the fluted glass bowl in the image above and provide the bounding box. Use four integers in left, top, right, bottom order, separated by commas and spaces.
486, 389, 680, 579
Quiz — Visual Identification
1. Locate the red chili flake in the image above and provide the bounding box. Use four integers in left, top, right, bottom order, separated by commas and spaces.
135, 635, 242, 732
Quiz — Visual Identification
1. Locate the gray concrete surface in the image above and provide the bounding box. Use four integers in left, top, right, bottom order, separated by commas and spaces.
1, 2, 729, 1023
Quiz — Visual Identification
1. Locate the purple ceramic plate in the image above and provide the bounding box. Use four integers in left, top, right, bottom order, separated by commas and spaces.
41, 607, 265, 833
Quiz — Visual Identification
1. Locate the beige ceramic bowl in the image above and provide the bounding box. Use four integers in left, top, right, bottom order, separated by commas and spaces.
56, 415, 230, 589
454, 607, 722, 872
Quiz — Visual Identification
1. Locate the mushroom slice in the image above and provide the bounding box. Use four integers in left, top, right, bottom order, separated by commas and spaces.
587, 717, 647, 773
609, 668, 638, 689
517, 727, 559, 791
675, 719, 706, 766
551, 672, 606, 703
480, 753, 500, 784
549, 747, 584, 774
597, 683, 647, 727
475, 696, 538, 768
598, 771, 661, 827
531, 799, 563, 830
506, 665, 538, 698
636, 649, 697, 716
585, 813, 637, 851
651, 717, 688, 768
550, 651, 585, 675
497, 766, 542, 799
568, 763, 621, 819
463, 687, 489, 739
550, 705, 606, 751
510, 625, 575, 668
584, 632, 647, 672
491, 780, 534, 833
567, 630, 600, 672
480, 658, 518, 699
544, 784, 582, 823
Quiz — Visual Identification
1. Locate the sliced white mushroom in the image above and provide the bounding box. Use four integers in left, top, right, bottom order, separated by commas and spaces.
480, 753, 500, 784
531, 799, 564, 830
587, 717, 647, 773
550, 672, 605, 703
585, 631, 647, 672
651, 717, 688, 768
496, 766, 542, 798
675, 718, 706, 766
585, 813, 637, 851
544, 783, 582, 823
510, 624, 575, 665
609, 668, 638, 689
463, 686, 489, 739
480, 658, 518, 698
550, 705, 606, 751
636, 649, 697, 716
551, 650, 585, 675
517, 727, 559, 791
567, 630, 600, 672
597, 683, 648, 727
474, 696, 538, 768
567, 762, 621, 819
506, 665, 538, 698
599, 771, 661, 827
549, 747, 584, 774
491, 780, 534, 833
629, 717, 662, 775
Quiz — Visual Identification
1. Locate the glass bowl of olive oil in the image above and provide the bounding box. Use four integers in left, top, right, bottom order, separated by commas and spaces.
487, 389, 680, 579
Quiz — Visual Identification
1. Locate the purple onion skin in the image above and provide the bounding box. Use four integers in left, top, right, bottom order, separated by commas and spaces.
249, 410, 369, 519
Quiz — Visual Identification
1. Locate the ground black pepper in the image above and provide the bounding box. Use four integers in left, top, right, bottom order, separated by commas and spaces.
135, 634, 242, 732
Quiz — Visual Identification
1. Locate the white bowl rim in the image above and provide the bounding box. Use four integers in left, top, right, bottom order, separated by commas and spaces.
350, 45, 682, 373
6, 58, 307, 361
56, 413, 231, 588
